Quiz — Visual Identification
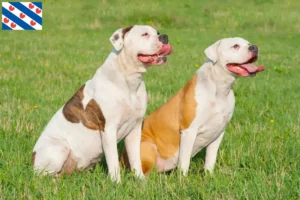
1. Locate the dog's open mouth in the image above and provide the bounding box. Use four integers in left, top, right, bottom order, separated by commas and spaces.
137, 44, 173, 66
226, 56, 265, 77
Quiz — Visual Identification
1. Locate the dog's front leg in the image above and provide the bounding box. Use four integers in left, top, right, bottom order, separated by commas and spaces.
204, 131, 225, 173
178, 128, 197, 176
124, 120, 144, 179
102, 127, 121, 183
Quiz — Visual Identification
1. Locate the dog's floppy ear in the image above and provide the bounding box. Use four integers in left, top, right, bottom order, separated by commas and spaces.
109, 26, 133, 51
204, 40, 222, 63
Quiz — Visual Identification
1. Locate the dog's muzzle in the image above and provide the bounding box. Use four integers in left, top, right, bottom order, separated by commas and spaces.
137, 33, 172, 65
249, 45, 258, 55
158, 34, 168, 44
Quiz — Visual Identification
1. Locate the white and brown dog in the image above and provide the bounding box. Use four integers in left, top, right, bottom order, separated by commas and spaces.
32, 25, 172, 182
121, 37, 264, 175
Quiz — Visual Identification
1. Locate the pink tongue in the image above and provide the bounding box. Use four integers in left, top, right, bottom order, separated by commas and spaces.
156, 44, 173, 56
240, 63, 265, 73
138, 55, 150, 62
137, 55, 156, 63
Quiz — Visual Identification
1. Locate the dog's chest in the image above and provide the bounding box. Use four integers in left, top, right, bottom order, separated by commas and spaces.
117, 92, 146, 141
192, 94, 234, 155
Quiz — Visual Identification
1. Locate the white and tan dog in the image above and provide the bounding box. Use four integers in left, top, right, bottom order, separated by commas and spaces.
121, 37, 264, 175
32, 25, 172, 182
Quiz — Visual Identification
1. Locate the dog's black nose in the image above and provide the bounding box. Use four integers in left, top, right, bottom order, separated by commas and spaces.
249, 45, 258, 53
158, 34, 168, 44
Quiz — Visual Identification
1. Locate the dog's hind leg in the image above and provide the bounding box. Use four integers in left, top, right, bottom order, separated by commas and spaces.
140, 137, 157, 175
33, 138, 75, 176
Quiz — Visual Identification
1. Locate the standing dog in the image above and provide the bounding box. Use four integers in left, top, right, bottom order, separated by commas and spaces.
121, 37, 264, 175
32, 25, 172, 182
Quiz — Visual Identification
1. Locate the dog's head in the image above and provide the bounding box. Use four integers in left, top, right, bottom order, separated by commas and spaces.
205, 37, 264, 77
110, 25, 173, 66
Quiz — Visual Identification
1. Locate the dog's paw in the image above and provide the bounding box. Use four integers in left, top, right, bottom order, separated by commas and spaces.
110, 174, 121, 183
135, 170, 145, 180
204, 168, 214, 176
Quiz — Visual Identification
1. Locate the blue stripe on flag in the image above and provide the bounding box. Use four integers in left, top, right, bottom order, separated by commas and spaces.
9, 2, 42, 25
32, 2, 42, 9
2, 22, 13, 30
2, 8, 35, 30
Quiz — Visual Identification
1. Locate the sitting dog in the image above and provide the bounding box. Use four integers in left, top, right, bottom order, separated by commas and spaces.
121, 37, 264, 175
32, 25, 173, 182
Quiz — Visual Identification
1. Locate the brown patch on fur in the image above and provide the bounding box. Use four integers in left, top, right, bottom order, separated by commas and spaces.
58, 151, 77, 175
62, 85, 106, 131
141, 75, 198, 159
122, 26, 133, 39
83, 99, 105, 131
130, 75, 198, 173
140, 137, 157, 174
63, 85, 85, 123
32, 151, 36, 165
179, 75, 198, 130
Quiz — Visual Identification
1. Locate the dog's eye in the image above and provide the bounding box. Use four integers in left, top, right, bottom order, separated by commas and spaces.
233, 44, 240, 49
142, 33, 149, 37
157, 31, 160, 35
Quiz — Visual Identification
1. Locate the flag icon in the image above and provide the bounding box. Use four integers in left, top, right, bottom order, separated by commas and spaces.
2, 2, 42, 30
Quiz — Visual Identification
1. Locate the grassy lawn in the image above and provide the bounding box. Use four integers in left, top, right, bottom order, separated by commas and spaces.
0, 0, 299, 199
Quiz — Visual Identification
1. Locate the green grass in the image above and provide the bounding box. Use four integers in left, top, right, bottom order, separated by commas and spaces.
1, 0, 299, 199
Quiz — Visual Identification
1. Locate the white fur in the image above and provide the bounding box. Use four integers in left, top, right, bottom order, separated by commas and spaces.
33, 25, 164, 182
177, 37, 253, 175
109, 28, 124, 51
